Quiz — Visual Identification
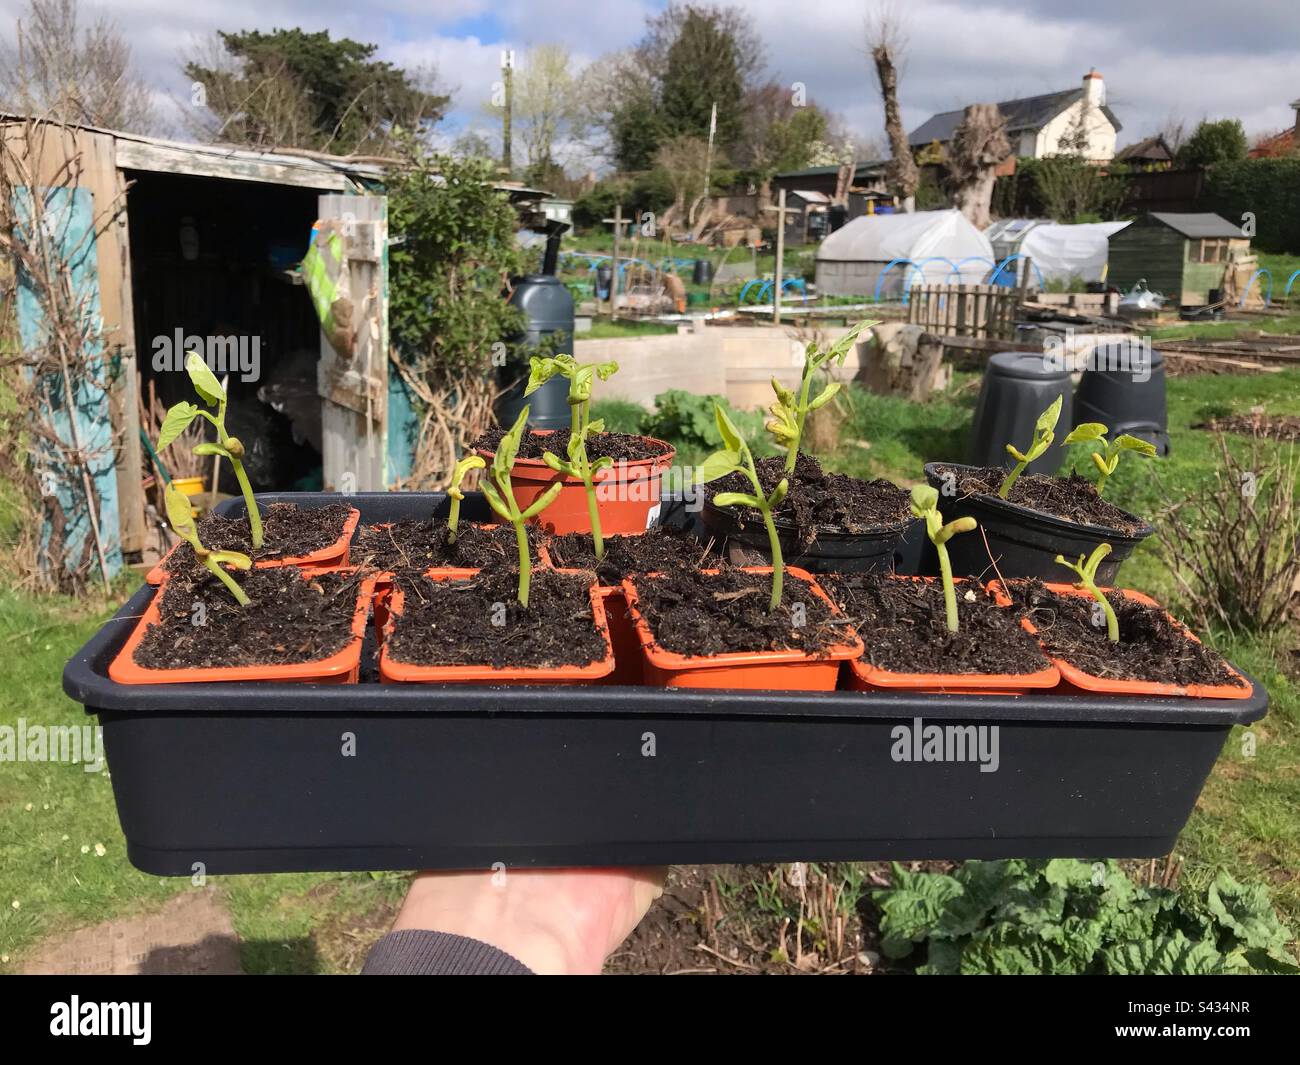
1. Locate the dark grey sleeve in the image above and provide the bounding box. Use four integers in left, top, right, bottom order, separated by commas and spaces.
361, 930, 534, 975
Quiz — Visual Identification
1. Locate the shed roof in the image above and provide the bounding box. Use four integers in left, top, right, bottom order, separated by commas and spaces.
1145, 212, 1244, 239
909, 89, 1121, 146
774, 159, 889, 181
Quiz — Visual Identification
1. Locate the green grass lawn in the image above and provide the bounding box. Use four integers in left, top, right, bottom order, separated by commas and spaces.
0, 586, 405, 972
4, 366, 1297, 971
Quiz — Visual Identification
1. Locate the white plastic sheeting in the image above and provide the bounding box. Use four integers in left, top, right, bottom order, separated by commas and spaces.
991, 220, 1131, 285
814, 209, 995, 297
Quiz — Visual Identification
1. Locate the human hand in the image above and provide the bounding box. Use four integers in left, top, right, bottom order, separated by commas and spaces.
391, 866, 668, 975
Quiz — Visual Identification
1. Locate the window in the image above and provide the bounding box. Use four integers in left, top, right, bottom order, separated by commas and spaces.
1194, 238, 1228, 263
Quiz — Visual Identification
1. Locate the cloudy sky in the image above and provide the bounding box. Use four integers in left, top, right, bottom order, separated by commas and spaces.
3, 0, 1297, 160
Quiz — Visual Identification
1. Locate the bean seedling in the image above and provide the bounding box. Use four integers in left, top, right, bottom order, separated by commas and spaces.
766, 318, 877, 474
1055, 543, 1118, 642
1062, 422, 1157, 495
157, 351, 263, 549
910, 484, 977, 633
999, 395, 1063, 499
701, 402, 789, 612
164, 481, 252, 606
526, 354, 619, 560
480, 406, 563, 607
446, 454, 486, 544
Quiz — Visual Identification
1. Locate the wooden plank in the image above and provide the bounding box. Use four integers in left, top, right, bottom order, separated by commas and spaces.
317, 193, 388, 491
115, 139, 365, 192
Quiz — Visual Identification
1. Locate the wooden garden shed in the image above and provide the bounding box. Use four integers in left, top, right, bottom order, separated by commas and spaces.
1106, 212, 1249, 307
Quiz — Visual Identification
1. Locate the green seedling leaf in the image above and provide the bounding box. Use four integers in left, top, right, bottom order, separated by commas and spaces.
207, 550, 253, 569
771, 377, 796, 408
698, 449, 743, 483
493, 406, 529, 484
714, 403, 744, 453
520, 481, 564, 521
585, 418, 605, 437
807, 381, 841, 411
591, 455, 615, 472
1115, 434, 1157, 457
157, 402, 200, 450
543, 451, 575, 476
910, 483, 940, 516
1063, 422, 1108, 445
448, 455, 485, 501
596, 360, 619, 381
1035, 394, 1064, 436
191, 442, 231, 459
480, 478, 510, 521
1055, 543, 1117, 642
185, 351, 225, 406
164, 482, 197, 540
713, 491, 762, 509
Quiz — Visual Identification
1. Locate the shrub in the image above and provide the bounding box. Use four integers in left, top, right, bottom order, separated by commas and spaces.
1150, 434, 1300, 636
1204, 155, 1300, 254
641, 389, 776, 461
871, 859, 1298, 975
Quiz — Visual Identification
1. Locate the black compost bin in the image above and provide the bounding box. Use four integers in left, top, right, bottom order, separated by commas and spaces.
496, 274, 573, 430
63, 492, 1264, 876
1075, 341, 1170, 456
967, 352, 1073, 474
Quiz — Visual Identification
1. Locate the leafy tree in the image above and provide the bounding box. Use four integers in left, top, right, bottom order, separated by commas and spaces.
658, 6, 748, 147
184, 28, 448, 154
1176, 118, 1249, 170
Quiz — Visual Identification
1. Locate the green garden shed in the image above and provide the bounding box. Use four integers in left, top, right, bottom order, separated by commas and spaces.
1106, 212, 1249, 307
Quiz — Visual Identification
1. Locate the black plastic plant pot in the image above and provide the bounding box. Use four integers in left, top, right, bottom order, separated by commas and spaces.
63, 492, 1265, 876
699, 498, 914, 574
923, 462, 1154, 583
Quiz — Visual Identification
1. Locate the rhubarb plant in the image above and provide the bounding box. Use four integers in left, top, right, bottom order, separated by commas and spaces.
910, 484, 977, 633
1063, 422, 1157, 495
701, 402, 789, 612
766, 318, 877, 474
447, 455, 486, 544
526, 354, 619, 560
999, 395, 1063, 499
1056, 543, 1118, 642
164, 481, 251, 606
480, 407, 562, 607
157, 352, 263, 549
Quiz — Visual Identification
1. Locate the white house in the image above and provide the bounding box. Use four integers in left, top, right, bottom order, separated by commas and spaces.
909, 71, 1120, 163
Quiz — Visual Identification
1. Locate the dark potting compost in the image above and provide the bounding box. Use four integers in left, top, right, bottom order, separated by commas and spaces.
134, 568, 361, 670
385, 568, 607, 670
822, 574, 1052, 676
1010, 580, 1244, 688
472, 426, 672, 463
162, 502, 354, 577
931, 464, 1144, 535
546, 525, 718, 584
708, 453, 910, 546
354, 520, 541, 574
630, 569, 847, 658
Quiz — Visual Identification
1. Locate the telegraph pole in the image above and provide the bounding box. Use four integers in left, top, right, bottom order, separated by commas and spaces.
500, 49, 514, 174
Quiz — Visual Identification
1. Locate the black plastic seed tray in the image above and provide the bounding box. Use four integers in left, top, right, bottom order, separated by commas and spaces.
62, 493, 1267, 876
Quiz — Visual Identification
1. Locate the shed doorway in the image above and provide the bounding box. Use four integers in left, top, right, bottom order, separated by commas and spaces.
125, 169, 325, 496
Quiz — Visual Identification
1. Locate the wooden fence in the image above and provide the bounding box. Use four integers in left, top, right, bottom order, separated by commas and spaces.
907, 283, 1019, 340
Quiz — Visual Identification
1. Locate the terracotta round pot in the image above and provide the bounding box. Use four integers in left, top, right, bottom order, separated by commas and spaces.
477, 431, 675, 536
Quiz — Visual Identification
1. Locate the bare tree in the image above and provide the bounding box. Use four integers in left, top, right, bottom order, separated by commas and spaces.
489, 44, 583, 178
943, 104, 1010, 229
865, 2, 918, 212
0, 0, 156, 132
655, 134, 712, 226
1159, 113, 1189, 156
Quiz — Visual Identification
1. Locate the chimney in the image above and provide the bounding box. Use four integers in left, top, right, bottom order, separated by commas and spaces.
1291, 97, 1300, 137
1083, 69, 1105, 108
